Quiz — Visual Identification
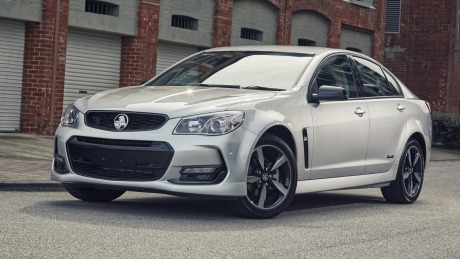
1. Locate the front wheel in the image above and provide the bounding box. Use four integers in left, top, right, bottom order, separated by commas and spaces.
381, 139, 425, 204
63, 184, 125, 202
235, 134, 297, 219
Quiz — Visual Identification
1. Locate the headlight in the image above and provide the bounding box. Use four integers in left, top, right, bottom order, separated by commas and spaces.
173, 111, 245, 135
61, 104, 80, 128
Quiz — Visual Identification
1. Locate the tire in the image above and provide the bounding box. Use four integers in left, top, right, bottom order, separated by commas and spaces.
235, 134, 297, 219
381, 139, 425, 204
63, 184, 125, 202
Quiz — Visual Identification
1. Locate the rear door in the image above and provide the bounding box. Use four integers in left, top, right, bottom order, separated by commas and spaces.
351, 56, 407, 174
309, 54, 369, 179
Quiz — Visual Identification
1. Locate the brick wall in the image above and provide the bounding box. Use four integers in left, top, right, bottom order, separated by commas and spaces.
21, 0, 69, 134
17, 0, 385, 134
119, 0, 160, 86
290, 0, 385, 62
452, 6, 460, 114
212, 0, 233, 47
384, 0, 458, 113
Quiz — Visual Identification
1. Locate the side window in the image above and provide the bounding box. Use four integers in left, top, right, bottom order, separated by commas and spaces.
311, 55, 357, 98
352, 56, 399, 97
383, 70, 402, 96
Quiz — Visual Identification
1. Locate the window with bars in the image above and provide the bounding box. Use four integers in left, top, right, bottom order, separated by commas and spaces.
240, 28, 263, 41
171, 15, 198, 30
298, 39, 317, 46
85, 0, 119, 16
346, 47, 362, 53
347, 0, 374, 8
385, 0, 402, 33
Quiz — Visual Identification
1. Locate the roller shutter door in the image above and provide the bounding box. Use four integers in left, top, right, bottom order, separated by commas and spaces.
156, 42, 199, 75
0, 19, 25, 132
340, 28, 372, 56
63, 30, 121, 109
291, 11, 329, 47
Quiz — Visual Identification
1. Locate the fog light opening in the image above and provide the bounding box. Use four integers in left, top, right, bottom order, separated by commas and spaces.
54, 153, 69, 174
176, 166, 227, 184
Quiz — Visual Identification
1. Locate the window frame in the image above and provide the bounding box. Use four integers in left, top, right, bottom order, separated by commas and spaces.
345, 0, 375, 9
240, 28, 263, 42
350, 55, 404, 99
307, 53, 360, 103
84, 0, 119, 17
298, 39, 317, 46
171, 15, 199, 31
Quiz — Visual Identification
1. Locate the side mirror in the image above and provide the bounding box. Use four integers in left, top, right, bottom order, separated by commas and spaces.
312, 85, 348, 101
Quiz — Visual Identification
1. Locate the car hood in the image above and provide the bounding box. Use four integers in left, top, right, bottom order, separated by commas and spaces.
74, 85, 278, 118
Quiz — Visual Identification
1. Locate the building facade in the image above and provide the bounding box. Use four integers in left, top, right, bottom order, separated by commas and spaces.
0, 0, 385, 134
384, 0, 460, 114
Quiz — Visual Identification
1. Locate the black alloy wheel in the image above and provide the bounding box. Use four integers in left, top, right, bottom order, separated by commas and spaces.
381, 139, 425, 204
235, 134, 297, 219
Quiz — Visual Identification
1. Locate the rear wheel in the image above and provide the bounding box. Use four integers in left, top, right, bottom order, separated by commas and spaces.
235, 134, 297, 219
63, 184, 125, 202
381, 139, 425, 204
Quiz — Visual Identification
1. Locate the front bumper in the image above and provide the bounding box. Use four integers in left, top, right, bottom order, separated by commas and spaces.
52, 116, 257, 197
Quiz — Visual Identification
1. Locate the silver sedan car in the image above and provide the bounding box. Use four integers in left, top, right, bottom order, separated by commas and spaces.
53, 46, 432, 218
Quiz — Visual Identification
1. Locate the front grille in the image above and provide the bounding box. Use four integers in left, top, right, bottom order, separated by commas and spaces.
75, 136, 153, 147
67, 136, 174, 181
85, 111, 168, 131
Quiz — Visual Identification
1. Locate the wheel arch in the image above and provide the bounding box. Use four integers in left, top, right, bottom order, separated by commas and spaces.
408, 132, 427, 166
264, 125, 297, 159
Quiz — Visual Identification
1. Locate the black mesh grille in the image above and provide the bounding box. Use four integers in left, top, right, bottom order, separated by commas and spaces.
67, 137, 174, 181
85, 111, 168, 131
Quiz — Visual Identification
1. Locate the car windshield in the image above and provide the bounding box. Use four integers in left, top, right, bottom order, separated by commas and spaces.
148, 51, 314, 90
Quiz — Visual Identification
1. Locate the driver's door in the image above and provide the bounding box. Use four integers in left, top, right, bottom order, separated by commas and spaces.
309, 54, 369, 179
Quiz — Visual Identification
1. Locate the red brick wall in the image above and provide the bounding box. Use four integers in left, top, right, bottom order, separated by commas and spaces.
451, 7, 460, 114
384, 0, 458, 113
119, 0, 160, 86
18, 0, 386, 134
212, 0, 234, 47
211, 0, 383, 59
21, 0, 69, 134
290, 0, 385, 62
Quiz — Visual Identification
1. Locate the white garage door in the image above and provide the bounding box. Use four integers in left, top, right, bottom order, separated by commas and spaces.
291, 11, 330, 47
156, 42, 198, 75
0, 19, 25, 132
340, 27, 372, 56
64, 30, 121, 109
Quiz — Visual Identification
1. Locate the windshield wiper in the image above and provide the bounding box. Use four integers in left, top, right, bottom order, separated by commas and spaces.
241, 85, 286, 91
193, 83, 285, 91
195, 83, 241, 89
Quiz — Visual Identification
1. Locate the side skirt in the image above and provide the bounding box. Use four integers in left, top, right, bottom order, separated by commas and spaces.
295, 162, 399, 194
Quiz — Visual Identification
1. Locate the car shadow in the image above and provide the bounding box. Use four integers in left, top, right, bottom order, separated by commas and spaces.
288, 192, 386, 212
20, 190, 388, 232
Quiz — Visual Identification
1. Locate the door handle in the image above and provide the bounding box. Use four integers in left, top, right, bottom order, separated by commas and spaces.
397, 104, 406, 112
354, 107, 366, 117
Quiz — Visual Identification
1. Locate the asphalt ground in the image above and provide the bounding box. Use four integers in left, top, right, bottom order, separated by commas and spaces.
0, 160, 459, 258
1, 133, 459, 258
1, 133, 460, 187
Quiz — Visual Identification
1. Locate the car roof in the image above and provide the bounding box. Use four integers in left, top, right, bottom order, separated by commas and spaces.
205, 45, 342, 56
